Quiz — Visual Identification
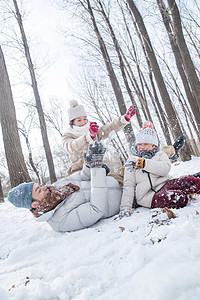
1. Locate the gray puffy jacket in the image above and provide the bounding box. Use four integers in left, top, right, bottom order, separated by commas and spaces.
36, 166, 121, 232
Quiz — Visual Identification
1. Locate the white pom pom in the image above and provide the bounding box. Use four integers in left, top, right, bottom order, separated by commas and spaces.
69, 100, 78, 108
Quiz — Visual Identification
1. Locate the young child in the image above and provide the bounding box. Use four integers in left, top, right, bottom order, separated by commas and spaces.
119, 122, 200, 218
8, 143, 122, 232
62, 100, 136, 176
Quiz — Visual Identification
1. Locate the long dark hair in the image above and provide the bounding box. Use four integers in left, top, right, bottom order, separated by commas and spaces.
69, 120, 74, 128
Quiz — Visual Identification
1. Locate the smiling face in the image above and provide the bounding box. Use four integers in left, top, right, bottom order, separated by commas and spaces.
31, 184, 50, 208
137, 143, 157, 153
72, 116, 88, 127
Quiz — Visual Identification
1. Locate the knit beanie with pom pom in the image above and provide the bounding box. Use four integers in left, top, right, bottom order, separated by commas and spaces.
68, 100, 87, 122
135, 121, 159, 146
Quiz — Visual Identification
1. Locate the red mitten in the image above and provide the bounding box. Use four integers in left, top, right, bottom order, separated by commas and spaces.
89, 122, 99, 139
124, 105, 136, 121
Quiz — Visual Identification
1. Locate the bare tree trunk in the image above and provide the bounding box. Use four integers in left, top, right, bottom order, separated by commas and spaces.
83, 82, 129, 162
167, 0, 200, 116
119, 48, 149, 123
127, 0, 191, 160
0, 46, 31, 187
85, 0, 135, 146
126, 1, 178, 135
18, 127, 42, 184
12, 0, 57, 183
157, 0, 200, 128
183, 24, 200, 61
94, 98, 129, 163
0, 177, 4, 202
161, 54, 200, 142
96, 1, 138, 113
125, 6, 172, 144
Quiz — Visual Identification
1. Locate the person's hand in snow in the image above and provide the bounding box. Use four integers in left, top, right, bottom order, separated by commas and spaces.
124, 105, 136, 122
119, 208, 133, 219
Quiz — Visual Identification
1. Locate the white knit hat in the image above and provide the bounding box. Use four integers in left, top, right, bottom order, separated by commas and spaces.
68, 100, 87, 121
135, 121, 158, 146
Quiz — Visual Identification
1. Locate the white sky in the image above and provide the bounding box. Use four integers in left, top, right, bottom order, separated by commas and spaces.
0, 0, 80, 105
0, 0, 81, 177
21, 0, 77, 101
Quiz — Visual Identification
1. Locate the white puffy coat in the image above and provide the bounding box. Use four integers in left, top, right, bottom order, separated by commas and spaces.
36, 166, 122, 232
120, 150, 172, 209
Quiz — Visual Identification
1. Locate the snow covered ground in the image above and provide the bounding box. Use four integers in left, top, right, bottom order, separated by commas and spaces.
0, 157, 200, 300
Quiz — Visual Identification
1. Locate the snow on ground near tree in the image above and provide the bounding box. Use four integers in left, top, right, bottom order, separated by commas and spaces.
0, 157, 200, 300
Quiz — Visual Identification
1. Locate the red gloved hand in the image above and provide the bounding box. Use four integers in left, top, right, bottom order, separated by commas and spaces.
124, 105, 136, 122
89, 122, 99, 139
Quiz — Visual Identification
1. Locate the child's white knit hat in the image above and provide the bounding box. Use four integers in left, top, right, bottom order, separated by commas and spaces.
68, 100, 86, 121
135, 121, 158, 146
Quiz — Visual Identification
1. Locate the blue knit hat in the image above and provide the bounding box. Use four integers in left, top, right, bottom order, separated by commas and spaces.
8, 182, 35, 209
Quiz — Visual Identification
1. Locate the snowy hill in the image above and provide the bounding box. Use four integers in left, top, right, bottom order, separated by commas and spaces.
0, 157, 200, 300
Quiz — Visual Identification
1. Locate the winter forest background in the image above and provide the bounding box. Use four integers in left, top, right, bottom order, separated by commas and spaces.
1, 1, 200, 299
0, 0, 200, 199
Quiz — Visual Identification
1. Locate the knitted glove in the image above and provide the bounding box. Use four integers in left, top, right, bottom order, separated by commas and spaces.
125, 160, 136, 173
88, 141, 106, 155
83, 141, 106, 168
135, 158, 145, 169
125, 157, 145, 172
124, 105, 136, 122
89, 122, 99, 139
119, 209, 133, 219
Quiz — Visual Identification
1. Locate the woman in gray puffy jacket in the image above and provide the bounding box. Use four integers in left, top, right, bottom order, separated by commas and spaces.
8, 143, 122, 232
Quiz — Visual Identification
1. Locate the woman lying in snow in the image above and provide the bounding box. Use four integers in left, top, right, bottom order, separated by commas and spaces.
8, 142, 122, 232
119, 122, 200, 218
8, 140, 199, 231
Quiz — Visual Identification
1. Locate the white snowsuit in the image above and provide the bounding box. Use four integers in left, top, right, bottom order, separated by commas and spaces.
36, 166, 122, 232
